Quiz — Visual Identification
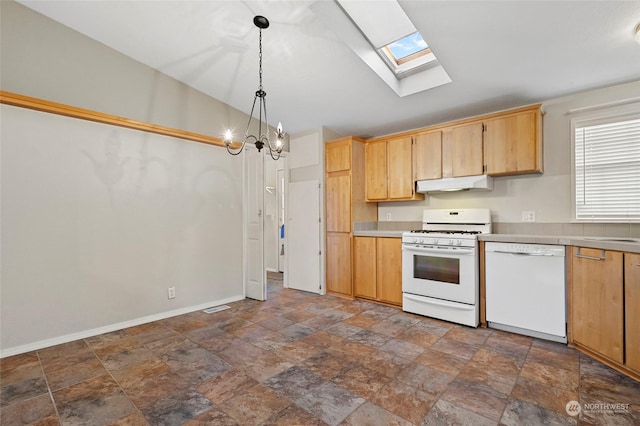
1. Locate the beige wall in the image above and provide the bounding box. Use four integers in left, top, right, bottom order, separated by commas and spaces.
378, 80, 640, 225
0, 1, 248, 355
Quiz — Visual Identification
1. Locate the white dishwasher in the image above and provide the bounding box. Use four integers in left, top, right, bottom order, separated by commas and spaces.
485, 242, 567, 343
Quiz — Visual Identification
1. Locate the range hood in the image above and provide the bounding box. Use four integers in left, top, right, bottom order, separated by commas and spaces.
416, 175, 493, 193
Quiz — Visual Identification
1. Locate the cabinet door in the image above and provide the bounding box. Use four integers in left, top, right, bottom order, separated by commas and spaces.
353, 237, 377, 299
451, 122, 484, 177
326, 140, 351, 173
571, 247, 624, 363
388, 136, 414, 199
414, 131, 442, 180
484, 110, 541, 175
326, 174, 351, 233
376, 238, 403, 306
326, 232, 352, 296
365, 141, 388, 200
625, 253, 640, 372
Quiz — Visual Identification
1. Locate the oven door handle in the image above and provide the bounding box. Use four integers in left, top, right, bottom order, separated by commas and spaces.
402, 245, 475, 255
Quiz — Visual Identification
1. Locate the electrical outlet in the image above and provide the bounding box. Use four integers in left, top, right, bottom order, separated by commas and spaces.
521, 211, 536, 222
385, 213, 392, 221
167, 287, 176, 299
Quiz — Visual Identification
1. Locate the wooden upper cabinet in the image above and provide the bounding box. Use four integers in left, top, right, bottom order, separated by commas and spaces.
326, 139, 351, 173
326, 174, 351, 233
571, 247, 624, 363
443, 122, 484, 177
625, 253, 640, 373
365, 137, 423, 202
387, 136, 413, 199
484, 106, 543, 176
365, 141, 388, 200
413, 131, 442, 181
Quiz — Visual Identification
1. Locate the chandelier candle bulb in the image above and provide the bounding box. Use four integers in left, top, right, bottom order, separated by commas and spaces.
223, 129, 233, 146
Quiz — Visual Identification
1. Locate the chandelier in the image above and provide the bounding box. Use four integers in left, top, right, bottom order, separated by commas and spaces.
223, 15, 285, 160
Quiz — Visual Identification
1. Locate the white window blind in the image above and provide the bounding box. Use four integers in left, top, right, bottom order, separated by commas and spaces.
574, 115, 640, 221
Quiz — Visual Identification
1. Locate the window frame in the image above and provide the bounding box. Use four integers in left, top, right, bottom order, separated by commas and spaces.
570, 103, 640, 223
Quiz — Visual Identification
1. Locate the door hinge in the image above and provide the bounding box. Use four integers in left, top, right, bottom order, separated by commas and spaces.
483, 164, 487, 173
482, 124, 487, 132
319, 217, 322, 223
319, 250, 322, 256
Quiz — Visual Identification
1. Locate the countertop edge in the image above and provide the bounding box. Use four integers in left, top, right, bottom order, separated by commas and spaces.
350, 230, 640, 253
479, 234, 640, 253
353, 230, 404, 238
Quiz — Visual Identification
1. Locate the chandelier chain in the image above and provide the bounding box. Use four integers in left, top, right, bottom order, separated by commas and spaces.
258, 29, 263, 91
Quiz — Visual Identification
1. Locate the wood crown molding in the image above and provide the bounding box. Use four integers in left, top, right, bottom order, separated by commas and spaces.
0, 91, 230, 148
366, 103, 543, 143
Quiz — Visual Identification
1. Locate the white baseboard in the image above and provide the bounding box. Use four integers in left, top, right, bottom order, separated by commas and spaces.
0, 295, 245, 358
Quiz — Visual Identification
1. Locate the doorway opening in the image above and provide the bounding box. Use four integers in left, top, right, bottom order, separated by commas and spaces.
264, 154, 287, 292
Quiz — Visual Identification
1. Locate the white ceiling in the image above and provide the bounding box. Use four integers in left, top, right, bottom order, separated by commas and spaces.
17, 0, 640, 138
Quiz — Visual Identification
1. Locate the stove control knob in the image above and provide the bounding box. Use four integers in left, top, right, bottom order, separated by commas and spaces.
449, 239, 454, 246
457, 240, 463, 246
433, 239, 439, 246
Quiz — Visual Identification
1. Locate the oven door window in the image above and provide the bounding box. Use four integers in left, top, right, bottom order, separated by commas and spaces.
414, 255, 459, 284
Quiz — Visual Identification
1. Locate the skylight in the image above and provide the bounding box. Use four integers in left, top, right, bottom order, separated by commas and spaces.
378, 31, 438, 77
386, 32, 428, 62
314, 0, 451, 97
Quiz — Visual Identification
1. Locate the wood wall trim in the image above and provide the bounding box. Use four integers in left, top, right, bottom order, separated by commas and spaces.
0, 91, 230, 148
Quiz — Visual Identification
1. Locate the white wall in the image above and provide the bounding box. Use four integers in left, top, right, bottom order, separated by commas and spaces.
378, 80, 640, 224
0, 1, 248, 355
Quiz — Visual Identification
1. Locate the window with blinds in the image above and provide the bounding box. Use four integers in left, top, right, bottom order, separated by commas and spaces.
574, 114, 640, 221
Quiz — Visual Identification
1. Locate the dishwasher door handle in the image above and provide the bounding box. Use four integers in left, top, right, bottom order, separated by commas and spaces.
492, 250, 555, 257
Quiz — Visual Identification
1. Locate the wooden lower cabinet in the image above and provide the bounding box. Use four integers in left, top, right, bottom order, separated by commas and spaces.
571, 246, 624, 363
353, 236, 402, 306
353, 237, 376, 299
625, 253, 640, 373
376, 238, 403, 305
326, 232, 352, 297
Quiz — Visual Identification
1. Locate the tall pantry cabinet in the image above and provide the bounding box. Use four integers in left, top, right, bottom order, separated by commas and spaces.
325, 137, 377, 298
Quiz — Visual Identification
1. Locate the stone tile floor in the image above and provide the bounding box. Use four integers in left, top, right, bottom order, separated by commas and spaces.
1, 275, 639, 425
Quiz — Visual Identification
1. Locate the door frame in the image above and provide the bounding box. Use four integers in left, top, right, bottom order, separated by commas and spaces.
242, 146, 289, 300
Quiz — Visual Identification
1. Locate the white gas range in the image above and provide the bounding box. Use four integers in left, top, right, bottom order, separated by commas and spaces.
401, 209, 492, 327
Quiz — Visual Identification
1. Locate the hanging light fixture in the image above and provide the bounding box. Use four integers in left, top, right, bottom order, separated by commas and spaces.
223, 15, 285, 160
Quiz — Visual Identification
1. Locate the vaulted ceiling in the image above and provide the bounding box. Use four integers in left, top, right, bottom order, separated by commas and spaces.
17, 0, 640, 138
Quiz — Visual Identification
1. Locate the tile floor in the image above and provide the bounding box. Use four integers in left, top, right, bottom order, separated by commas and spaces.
1, 274, 639, 425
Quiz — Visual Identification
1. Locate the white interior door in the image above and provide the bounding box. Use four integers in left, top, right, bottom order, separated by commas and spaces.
287, 180, 321, 294
245, 146, 265, 300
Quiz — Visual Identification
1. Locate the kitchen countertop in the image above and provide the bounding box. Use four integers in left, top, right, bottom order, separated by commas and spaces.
352, 230, 640, 253
353, 230, 405, 238
479, 234, 640, 254
352, 221, 640, 253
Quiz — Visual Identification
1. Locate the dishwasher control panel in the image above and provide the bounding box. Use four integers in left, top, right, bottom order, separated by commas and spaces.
485, 242, 565, 257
